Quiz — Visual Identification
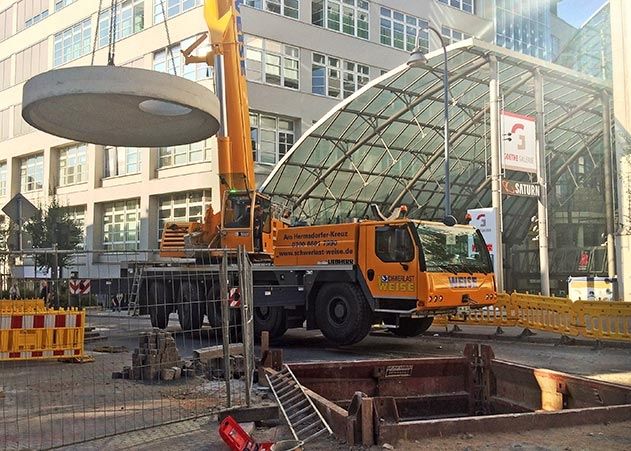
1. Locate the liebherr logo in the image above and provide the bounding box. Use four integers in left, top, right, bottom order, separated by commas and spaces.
448, 276, 478, 289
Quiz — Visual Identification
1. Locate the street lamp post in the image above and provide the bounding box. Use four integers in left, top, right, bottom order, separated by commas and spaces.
407, 27, 456, 226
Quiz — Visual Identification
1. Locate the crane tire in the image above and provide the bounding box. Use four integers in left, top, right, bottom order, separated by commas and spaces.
148, 280, 170, 329
315, 283, 372, 346
254, 306, 288, 340
178, 281, 205, 332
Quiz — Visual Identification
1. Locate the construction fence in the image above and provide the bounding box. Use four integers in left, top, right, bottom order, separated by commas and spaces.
0, 248, 255, 450
438, 292, 631, 342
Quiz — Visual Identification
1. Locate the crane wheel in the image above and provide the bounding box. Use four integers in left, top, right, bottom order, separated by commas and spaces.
205, 282, 222, 328
315, 283, 372, 346
148, 280, 171, 329
254, 306, 288, 339
178, 281, 206, 332
392, 317, 434, 337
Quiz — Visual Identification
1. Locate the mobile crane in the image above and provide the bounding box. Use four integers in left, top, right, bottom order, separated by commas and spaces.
138, 0, 498, 345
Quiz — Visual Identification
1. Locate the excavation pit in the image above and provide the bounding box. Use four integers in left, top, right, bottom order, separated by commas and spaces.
273, 344, 631, 445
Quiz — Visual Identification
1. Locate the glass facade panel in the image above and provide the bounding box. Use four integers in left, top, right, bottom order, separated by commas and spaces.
102, 199, 140, 250
245, 0, 298, 19
154, 0, 201, 23
380, 7, 428, 53
495, 0, 551, 60
312, 52, 369, 99
153, 36, 212, 81
53, 18, 91, 67
158, 140, 211, 168
104, 147, 141, 177
250, 112, 295, 164
20, 154, 43, 193
245, 35, 299, 89
59, 144, 88, 186
311, 0, 368, 39
158, 190, 210, 240
98, 0, 144, 48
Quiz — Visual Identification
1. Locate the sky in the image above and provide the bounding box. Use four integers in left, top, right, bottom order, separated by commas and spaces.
557, 0, 608, 27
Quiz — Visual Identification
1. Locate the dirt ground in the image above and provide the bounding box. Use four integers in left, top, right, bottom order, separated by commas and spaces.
4, 315, 631, 450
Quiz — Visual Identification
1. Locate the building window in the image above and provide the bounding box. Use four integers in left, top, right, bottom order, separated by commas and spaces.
437, 0, 474, 14
15, 40, 48, 84
102, 199, 140, 251
65, 205, 86, 247
158, 140, 211, 168
98, 0, 144, 48
441, 26, 471, 45
0, 58, 10, 90
0, 7, 14, 42
312, 0, 369, 39
0, 162, 6, 197
55, 0, 76, 12
154, 0, 202, 23
245, 35, 299, 89
104, 146, 141, 177
158, 190, 210, 240
495, 0, 551, 60
312, 53, 369, 98
250, 112, 295, 164
0, 108, 9, 141
379, 7, 428, 53
153, 36, 212, 81
58, 144, 88, 186
53, 18, 91, 67
20, 154, 44, 193
13, 104, 33, 137
18, 0, 49, 30
245, 0, 299, 19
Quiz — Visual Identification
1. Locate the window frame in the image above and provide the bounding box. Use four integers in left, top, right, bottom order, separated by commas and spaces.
53, 18, 92, 67
98, 0, 144, 48
379, 7, 429, 53
311, 0, 369, 40
58, 144, 88, 186
19, 154, 44, 193
250, 111, 296, 165
157, 190, 211, 241
244, 0, 299, 19
311, 52, 369, 99
245, 35, 300, 90
158, 140, 212, 169
102, 199, 141, 251
104, 146, 141, 178
375, 225, 415, 263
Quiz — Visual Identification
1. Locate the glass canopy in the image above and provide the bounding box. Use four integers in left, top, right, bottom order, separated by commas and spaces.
261, 39, 611, 244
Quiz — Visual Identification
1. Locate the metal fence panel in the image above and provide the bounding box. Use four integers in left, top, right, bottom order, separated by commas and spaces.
0, 248, 254, 449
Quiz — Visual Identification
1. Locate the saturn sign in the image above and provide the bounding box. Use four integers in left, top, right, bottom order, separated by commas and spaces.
501, 179, 541, 198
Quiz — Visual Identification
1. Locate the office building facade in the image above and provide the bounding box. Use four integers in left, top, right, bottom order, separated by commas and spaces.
0, 0, 573, 255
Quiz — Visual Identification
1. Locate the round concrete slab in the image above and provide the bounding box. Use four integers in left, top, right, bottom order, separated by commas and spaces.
22, 66, 221, 147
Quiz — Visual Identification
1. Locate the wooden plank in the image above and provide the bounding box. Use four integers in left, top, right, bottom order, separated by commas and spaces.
361, 398, 374, 446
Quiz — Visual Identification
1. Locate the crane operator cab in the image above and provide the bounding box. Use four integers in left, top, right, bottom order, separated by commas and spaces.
221, 190, 272, 253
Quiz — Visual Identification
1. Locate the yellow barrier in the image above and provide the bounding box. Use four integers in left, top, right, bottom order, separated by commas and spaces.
0, 299, 47, 313
435, 292, 631, 343
0, 307, 87, 361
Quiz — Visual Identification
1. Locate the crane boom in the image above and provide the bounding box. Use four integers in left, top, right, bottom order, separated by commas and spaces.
204, 0, 255, 194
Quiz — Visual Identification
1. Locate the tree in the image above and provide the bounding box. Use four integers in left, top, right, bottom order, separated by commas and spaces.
23, 197, 83, 279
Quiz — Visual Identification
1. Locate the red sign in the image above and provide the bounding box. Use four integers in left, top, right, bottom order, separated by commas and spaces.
69, 279, 91, 295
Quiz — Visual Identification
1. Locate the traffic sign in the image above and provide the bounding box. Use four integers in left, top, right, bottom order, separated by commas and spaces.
2, 193, 39, 222
69, 279, 91, 295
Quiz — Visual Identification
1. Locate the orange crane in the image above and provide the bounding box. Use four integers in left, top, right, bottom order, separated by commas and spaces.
160, 0, 279, 257
144, 0, 498, 345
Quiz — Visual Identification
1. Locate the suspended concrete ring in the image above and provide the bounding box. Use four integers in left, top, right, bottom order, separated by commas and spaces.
22, 66, 221, 147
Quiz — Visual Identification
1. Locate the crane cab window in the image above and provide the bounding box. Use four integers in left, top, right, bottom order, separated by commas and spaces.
375, 225, 414, 262
224, 194, 252, 228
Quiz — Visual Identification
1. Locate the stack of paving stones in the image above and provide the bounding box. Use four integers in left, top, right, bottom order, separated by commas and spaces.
112, 329, 195, 381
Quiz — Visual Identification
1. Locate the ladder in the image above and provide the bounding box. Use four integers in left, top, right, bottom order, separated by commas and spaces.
127, 266, 143, 316
266, 364, 332, 445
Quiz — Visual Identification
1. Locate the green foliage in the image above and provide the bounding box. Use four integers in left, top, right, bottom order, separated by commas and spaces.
23, 197, 83, 275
